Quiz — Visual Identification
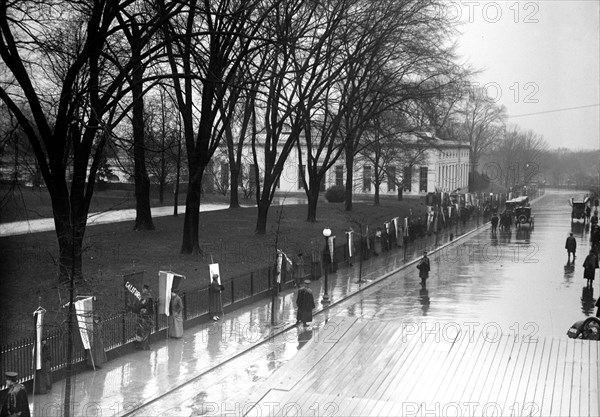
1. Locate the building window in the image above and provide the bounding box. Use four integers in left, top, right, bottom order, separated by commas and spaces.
363, 166, 372, 192
335, 165, 344, 186
387, 166, 396, 192
420, 167, 428, 192
298, 164, 304, 189
403, 166, 412, 192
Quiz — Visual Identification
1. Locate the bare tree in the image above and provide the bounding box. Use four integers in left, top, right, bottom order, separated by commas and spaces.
489, 124, 548, 189
456, 86, 507, 191
159, 0, 282, 250
340, 0, 466, 212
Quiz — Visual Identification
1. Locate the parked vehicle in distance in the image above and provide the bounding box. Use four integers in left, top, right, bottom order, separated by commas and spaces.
570, 196, 590, 223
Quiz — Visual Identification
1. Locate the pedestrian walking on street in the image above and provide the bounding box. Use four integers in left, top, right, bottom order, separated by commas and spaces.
417, 251, 431, 286
209, 274, 225, 321
169, 290, 184, 338
134, 285, 154, 351
296, 280, 316, 327
1, 372, 30, 417
491, 212, 499, 234
583, 249, 599, 288
565, 232, 577, 263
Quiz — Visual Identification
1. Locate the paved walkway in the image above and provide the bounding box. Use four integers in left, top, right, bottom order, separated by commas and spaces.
0, 204, 232, 237
28, 211, 487, 417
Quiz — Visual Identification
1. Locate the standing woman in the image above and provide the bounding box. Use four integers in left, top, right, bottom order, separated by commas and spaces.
583, 249, 599, 288
169, 290, 184, 338
209, 274, 225, 321
417, 251, 431, 287
296, 280, 316, 327
135, 285, 154, 350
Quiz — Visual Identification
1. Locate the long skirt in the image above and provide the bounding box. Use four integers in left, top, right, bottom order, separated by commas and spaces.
169, 313, 184, 338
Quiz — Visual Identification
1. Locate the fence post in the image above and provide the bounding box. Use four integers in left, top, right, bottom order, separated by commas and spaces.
250, 273, 254, 296
268, 268, 271, 289
230, 280, 235, 304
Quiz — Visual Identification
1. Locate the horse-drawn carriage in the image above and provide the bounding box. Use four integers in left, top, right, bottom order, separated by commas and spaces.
569, 197, 590, 223
506, 196, 534, 228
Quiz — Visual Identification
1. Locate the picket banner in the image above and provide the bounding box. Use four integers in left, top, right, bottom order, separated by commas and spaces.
33, 308, 45, 370
74, 297, 94, 350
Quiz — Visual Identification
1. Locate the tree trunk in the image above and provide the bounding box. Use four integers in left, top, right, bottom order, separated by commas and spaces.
181, 169, 202, 253
255, 199, 270, 235
173, 139, 181, 216
131, 37, 154, 231
229, 165, 240, 208
344, 142, 354, 212
374, 181, 380, 206
306, 187, 319, 223
397, 186, 403, 201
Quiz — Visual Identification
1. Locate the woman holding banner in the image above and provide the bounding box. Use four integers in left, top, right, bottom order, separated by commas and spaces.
209, 274, 225, 321
135, 285, 154, 350
169, 290, 184, 338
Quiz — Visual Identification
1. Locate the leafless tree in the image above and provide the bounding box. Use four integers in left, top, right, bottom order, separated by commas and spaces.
488, 124, 548, 189
159, 0, 283, 250
455, 86, 507, 191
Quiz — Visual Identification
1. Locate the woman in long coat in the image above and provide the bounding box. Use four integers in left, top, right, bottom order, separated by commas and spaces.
209, 274, 225, 320
135, 287, 154, 350
417, 252, 431, 286
169, 291, 184, 338
583, 249, 599, 287
296, 280, 316, 327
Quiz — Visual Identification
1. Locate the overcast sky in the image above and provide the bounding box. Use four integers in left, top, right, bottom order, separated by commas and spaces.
454, 0, 599, 151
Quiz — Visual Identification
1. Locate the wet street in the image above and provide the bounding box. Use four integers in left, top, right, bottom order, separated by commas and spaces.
123, 189, 599, 416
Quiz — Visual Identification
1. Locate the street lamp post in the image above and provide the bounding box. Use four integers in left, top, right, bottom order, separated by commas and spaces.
322, 228, 331, 304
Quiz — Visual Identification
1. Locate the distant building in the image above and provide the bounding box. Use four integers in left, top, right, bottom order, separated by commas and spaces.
209, 132, 470, 196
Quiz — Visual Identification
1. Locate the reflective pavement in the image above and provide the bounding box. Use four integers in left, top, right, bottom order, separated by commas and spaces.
31, 189, 597, 417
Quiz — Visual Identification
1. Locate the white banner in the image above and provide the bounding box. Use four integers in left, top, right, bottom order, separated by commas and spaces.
276, 250, 283, 283
346, 231, 354, 257
34, 309, 45, 370
158, 271, 174, 316
74, 297, 94, 350
209, 263, 221, 285
328, 236, 335, 263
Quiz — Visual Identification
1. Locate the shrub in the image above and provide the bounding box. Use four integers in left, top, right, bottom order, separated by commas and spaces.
325, 185, 346, 202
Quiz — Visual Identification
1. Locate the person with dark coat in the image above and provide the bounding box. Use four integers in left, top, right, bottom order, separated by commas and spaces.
583, 249, 599, 287
491, 213, 499, 234
296, 280, 316, 327
134, 286, 154, 351
168, 290, 184, 338
209, 274, 225, 321
417, 251, 431, 286
1, 372, 30, 417
565, 233, 577, 263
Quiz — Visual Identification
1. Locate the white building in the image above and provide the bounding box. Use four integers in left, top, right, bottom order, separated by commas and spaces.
210, 132, 470, 197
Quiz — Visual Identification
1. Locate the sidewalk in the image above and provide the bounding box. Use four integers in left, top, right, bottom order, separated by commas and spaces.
0, 204, 232, 237
29, 214, 488, 417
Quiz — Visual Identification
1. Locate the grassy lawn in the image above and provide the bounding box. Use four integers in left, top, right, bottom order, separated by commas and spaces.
0, 186, 427, 343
